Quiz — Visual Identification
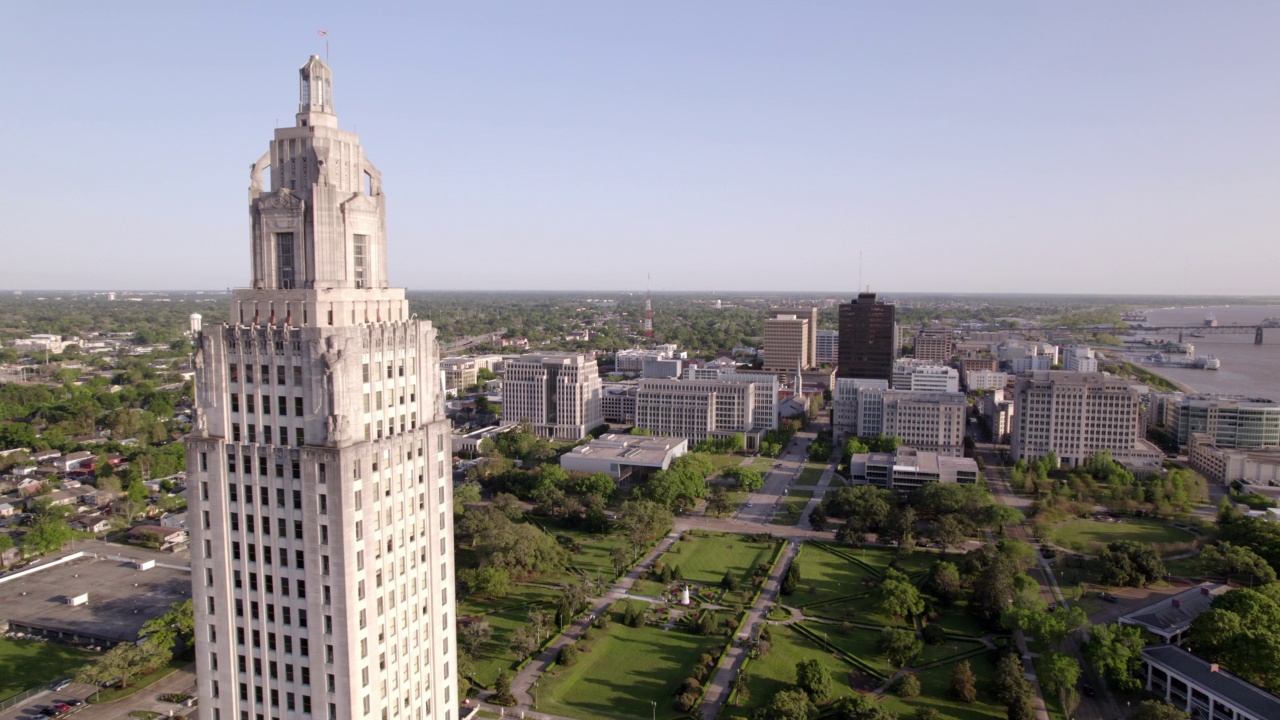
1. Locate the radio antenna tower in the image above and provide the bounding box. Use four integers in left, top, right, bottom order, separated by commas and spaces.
645, 273, 654, 340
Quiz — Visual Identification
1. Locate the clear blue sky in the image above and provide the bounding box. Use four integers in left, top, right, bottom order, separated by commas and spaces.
2, 2, 1278, 294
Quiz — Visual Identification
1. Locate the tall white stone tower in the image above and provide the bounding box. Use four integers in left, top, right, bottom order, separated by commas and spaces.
186, 56, 458, 720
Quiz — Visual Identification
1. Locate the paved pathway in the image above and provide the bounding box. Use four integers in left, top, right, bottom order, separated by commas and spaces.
699, 540, 799, 720
504, 530, 682, 708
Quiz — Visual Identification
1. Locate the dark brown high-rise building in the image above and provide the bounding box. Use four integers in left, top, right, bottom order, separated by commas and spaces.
837, 292, 897, 381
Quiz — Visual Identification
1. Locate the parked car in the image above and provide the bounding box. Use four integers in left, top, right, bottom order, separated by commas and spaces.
51, 680, 72, 692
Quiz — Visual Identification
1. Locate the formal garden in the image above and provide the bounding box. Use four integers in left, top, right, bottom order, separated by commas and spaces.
725, 541, 1013, 720
533, 599, 734, 720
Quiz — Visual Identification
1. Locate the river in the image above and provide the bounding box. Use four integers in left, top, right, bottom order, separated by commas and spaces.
1125, 305, 1280, 400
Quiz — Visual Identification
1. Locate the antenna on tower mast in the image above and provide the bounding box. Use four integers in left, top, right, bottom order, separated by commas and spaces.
858, 251, 863, 294
645, 274, 654, 341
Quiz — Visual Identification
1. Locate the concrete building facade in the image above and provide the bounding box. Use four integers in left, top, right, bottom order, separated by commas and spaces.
1173, 395, 1280, 450
892, 360, 960, 393
1188, 434, 1280, 485
763, 313, 812, 374
816, 329, 839, 366
682, 367, 779, 431
633, 378, 762, 448
837, 293, 897, 383
185, 57, 458, 720
913, 328, 953, 364
768, 308, 818, 369
1062, 345, 1099, 373
1010, 370, 1162, 468
440, 357, 478, 394
832, 379, 966, 456
502, 353, 603, 441
965, 370, 1009, 392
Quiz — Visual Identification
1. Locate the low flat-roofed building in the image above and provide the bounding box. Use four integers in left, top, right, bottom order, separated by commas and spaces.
1142, 643, 1280, 720
1188, 434, 1280, 485
0, 550, 191, 644
848, 447, 980, 495
1119, 583, 1229, 645
450, 423, 519, 456
892, 360, 959, 393
560, 434, 688, 483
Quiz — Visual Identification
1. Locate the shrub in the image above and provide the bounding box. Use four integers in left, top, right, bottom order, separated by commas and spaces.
921, 624, 947, 646
595, 613, 611, 629
557, 643, 579, 666
893, 673, 922, 698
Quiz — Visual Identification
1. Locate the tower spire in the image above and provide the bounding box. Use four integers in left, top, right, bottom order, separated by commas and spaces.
645, 273, 654, 341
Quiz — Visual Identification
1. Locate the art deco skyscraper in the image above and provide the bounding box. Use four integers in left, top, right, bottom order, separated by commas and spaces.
186, 57, 458, 720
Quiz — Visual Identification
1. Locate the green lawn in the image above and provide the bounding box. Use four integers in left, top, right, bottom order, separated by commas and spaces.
795, 465, 826, 486
923, 601, 990, 638
657, 531, 780, 588
790, 543, 881, 606
800, 622, 893, 673
731, 624, 861, 717
1051, 518, 1195, 553
536, 602, 725, 720
0, 637, 95, 701
768, 490, 814, 526
749, 457, 775, 472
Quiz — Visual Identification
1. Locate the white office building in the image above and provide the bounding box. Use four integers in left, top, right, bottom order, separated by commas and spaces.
892, 360, 960, 393
1062, 345, 1099, 373
1010, 370, 1162, 468
502, 353, 603, 441
833, 378, 966, 456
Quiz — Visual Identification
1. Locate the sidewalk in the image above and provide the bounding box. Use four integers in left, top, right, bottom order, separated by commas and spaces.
505, 530, 682, 708
698, 540, 799, 719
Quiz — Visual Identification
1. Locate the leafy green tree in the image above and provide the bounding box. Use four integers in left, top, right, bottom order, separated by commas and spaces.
929, 561, 964, 605
1039, 652, 1081, 714
706, 486, 734, 518
1129, 700, 1190, 720
808, 505, 827, 531
571, 472, 617, 503
1186, 585, 1280, 692
1006, 692, 1036, 720
724, 467, 765, 491
1201, 542, 1278, 585
754, 688, 816, 720
21, 517, 74, 557
875, 568, 924, 618
950, 659, 978, 702
795, 659, 833, 702
878, 627, 922, 667
1083, 622, 1146, 691
781, 560, 801, 596
140, 599, 194, 657
931, 514, 967, 550
827, 485, 893, 545
452, 480, 481, 514
460, 565, 512, 597
992, 652, 1031, 705
984, 504, 1025, 534
617, 499, 674, 561
1099, 540, 1166, 587
461, 619, 492, 656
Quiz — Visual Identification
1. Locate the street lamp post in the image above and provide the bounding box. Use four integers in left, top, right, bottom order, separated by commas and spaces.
650, 700, 657, 720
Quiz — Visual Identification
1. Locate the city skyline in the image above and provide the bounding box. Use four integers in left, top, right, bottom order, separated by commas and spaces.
3, 3, 1279, 294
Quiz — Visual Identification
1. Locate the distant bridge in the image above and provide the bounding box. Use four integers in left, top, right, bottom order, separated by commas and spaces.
1125, 324, 1271, 345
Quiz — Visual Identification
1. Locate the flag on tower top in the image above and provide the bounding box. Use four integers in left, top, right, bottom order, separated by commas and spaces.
317, 30, 327, 37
